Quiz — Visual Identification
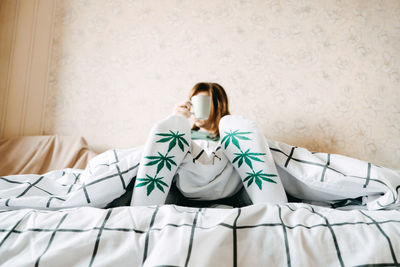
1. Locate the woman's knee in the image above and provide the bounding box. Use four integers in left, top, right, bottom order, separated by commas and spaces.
219, 115, 257, 131
151, 114, 191, 134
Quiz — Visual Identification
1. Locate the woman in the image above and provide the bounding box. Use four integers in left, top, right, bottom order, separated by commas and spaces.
131, 82, 288, 207
174, 82, 229, 141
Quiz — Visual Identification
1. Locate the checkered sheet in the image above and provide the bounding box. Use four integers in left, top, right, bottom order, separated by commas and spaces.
1, 203, 399, 267
0, 147, 143, 210
1, 140, 399, 210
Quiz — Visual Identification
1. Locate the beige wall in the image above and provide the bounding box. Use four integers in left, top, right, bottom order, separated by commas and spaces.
1, 0, 400, 169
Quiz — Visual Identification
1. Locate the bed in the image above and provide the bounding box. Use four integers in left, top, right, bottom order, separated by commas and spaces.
0, 136, 399, 266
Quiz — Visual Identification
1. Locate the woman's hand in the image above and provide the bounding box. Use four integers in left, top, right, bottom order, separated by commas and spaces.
173, 101, 192, 118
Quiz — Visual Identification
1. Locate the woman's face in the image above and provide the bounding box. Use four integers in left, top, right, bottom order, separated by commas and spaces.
191, 91, 212, 130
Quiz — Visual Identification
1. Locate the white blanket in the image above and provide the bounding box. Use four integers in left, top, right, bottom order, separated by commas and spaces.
1, 204, 399, 266
1, 139, 400, 267
0, 140, 399, 210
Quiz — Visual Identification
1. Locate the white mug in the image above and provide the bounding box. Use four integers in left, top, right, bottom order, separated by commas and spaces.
190, 95, 211, 120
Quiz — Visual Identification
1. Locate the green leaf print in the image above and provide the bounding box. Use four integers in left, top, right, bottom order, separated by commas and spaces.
156, 130, 189, 152
136, 174, 169, 196
243, 170, 277, 190
145, 152, 177, 174
221, 130, 252, 150
232, 149, 265, 169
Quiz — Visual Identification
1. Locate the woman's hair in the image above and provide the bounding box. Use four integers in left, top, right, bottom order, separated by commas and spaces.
189, 82, 230, 137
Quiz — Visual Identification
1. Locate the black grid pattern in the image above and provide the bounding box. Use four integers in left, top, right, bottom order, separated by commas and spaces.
0, 140, 399, 266
269, 142, 400, 209
1, 140, 399, 210
0, 149, 140, 210
0, 204, 399, 266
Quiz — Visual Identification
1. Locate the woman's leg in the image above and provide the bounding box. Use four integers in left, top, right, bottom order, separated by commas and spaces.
219, 115, 288, 204
131, 115, 191, 206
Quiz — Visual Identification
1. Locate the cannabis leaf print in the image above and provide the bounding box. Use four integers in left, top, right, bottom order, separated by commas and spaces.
136, 129, 189, 197
221, 128, 279, 191
145, 152, 177, 174
221, 130, 251, 149
136, 174, 169, 196
156, 130, 189, 152
232, 149, 265, 168
243, 170, 277, 190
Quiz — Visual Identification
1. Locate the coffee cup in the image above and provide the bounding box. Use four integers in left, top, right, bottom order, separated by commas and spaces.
190, 95, 211, 120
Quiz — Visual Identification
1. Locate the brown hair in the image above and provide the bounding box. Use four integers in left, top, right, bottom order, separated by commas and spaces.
189, 82, 230, 137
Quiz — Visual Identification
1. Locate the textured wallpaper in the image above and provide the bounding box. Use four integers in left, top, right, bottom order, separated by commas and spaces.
45, 0, 400, 169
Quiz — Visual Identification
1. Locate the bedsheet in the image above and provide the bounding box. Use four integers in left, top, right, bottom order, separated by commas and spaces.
0, 203, 399, 267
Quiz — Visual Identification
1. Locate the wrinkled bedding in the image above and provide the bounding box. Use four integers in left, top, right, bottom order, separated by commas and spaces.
1, 137, 400, 266
1, 139, 399, 210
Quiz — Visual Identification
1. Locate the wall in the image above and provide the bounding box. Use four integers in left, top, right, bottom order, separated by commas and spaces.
1, 0, 400, 169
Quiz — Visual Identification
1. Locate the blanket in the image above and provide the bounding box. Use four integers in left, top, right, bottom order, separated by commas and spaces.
0, 204, 399, 266
0, 139, 399, 210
